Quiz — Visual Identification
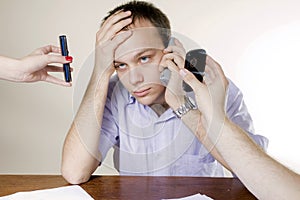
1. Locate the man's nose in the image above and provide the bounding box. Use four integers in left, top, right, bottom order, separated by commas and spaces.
129, 67, 144, 85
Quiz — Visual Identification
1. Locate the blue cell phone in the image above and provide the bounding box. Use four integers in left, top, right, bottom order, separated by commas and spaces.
59, 35, 72, 82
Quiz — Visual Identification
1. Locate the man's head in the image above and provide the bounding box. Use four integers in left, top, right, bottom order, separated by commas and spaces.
102, 1, 172, 106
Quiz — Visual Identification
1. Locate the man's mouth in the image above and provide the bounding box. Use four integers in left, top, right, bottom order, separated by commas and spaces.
133, 87, 151, 97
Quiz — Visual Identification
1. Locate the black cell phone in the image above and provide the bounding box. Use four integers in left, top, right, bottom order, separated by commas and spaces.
182, 49, 207, 92
59, 35, 72, 82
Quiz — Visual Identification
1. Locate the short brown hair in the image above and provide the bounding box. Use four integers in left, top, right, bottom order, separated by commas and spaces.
102, 0, 171, 47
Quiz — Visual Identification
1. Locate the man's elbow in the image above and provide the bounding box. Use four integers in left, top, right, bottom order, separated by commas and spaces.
61, 167, 90, 185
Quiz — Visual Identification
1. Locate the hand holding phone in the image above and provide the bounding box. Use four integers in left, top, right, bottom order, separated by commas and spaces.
159, 37, 176, 87
159, 37, 207, 91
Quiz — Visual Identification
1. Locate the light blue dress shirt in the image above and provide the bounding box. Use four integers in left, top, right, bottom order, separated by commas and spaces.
99, 75, 268, 177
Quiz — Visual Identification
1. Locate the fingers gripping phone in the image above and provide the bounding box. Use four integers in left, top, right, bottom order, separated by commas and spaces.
159, 38, 207, 92
159, 38, 175, 87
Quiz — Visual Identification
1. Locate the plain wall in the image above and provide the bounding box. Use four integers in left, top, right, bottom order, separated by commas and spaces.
1, 0, 300, 175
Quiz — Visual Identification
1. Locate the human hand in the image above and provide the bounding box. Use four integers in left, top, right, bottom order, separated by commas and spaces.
160, 38, 187, 108
179, 55, 229, 127
14, 45, 73, 86
94, 10, 133, 76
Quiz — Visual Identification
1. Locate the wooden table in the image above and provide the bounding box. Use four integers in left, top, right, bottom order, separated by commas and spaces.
0, 175, 257, 200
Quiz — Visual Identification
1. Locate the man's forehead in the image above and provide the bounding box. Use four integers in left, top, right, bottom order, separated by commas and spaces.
114, 47, 161, 63
115, 26, 165, 59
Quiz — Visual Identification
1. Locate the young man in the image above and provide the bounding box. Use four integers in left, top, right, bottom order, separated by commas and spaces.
62, 1, 267, 184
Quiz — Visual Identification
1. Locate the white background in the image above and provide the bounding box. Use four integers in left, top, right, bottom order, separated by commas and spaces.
0, 0, 299, 175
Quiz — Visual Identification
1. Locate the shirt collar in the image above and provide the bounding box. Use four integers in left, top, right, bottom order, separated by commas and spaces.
127, 93, 176, 122
128, 94, 136, 104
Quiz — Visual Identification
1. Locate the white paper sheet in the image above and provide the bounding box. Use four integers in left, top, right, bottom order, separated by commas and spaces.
0, 185, 94, 200
162, 193, 214, 200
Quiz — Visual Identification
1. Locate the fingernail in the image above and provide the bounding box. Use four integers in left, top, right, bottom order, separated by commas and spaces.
179, 69, 187, 77
65, 56, 73, 62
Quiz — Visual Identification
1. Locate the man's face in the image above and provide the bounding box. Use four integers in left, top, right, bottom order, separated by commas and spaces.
114, 19, 166, 106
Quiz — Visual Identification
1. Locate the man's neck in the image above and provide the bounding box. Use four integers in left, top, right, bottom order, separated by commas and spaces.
150, 102, 169, 117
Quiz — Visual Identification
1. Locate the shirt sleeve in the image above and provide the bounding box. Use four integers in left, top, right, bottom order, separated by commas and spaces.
225, 79, 269, 151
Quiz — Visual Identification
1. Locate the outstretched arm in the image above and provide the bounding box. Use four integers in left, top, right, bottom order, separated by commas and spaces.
180, 56, 300, 200
0, 45, 72, 86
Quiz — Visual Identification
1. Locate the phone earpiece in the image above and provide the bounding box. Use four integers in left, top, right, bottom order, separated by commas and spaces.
168, 37, 176, 46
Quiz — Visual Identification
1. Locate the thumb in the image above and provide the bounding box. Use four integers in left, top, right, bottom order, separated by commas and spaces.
179, 69, 204, 91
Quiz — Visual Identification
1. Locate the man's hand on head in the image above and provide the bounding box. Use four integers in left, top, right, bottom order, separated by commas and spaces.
94, 11, 133, 76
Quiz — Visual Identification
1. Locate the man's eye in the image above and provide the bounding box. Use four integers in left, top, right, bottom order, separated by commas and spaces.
115, 63, 127, 70
140, 56, 149, 64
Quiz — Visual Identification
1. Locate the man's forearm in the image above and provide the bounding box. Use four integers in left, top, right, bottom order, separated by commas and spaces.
181, 109, 231, 171
215, 117, 300, 199
61, 70, 111, 184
